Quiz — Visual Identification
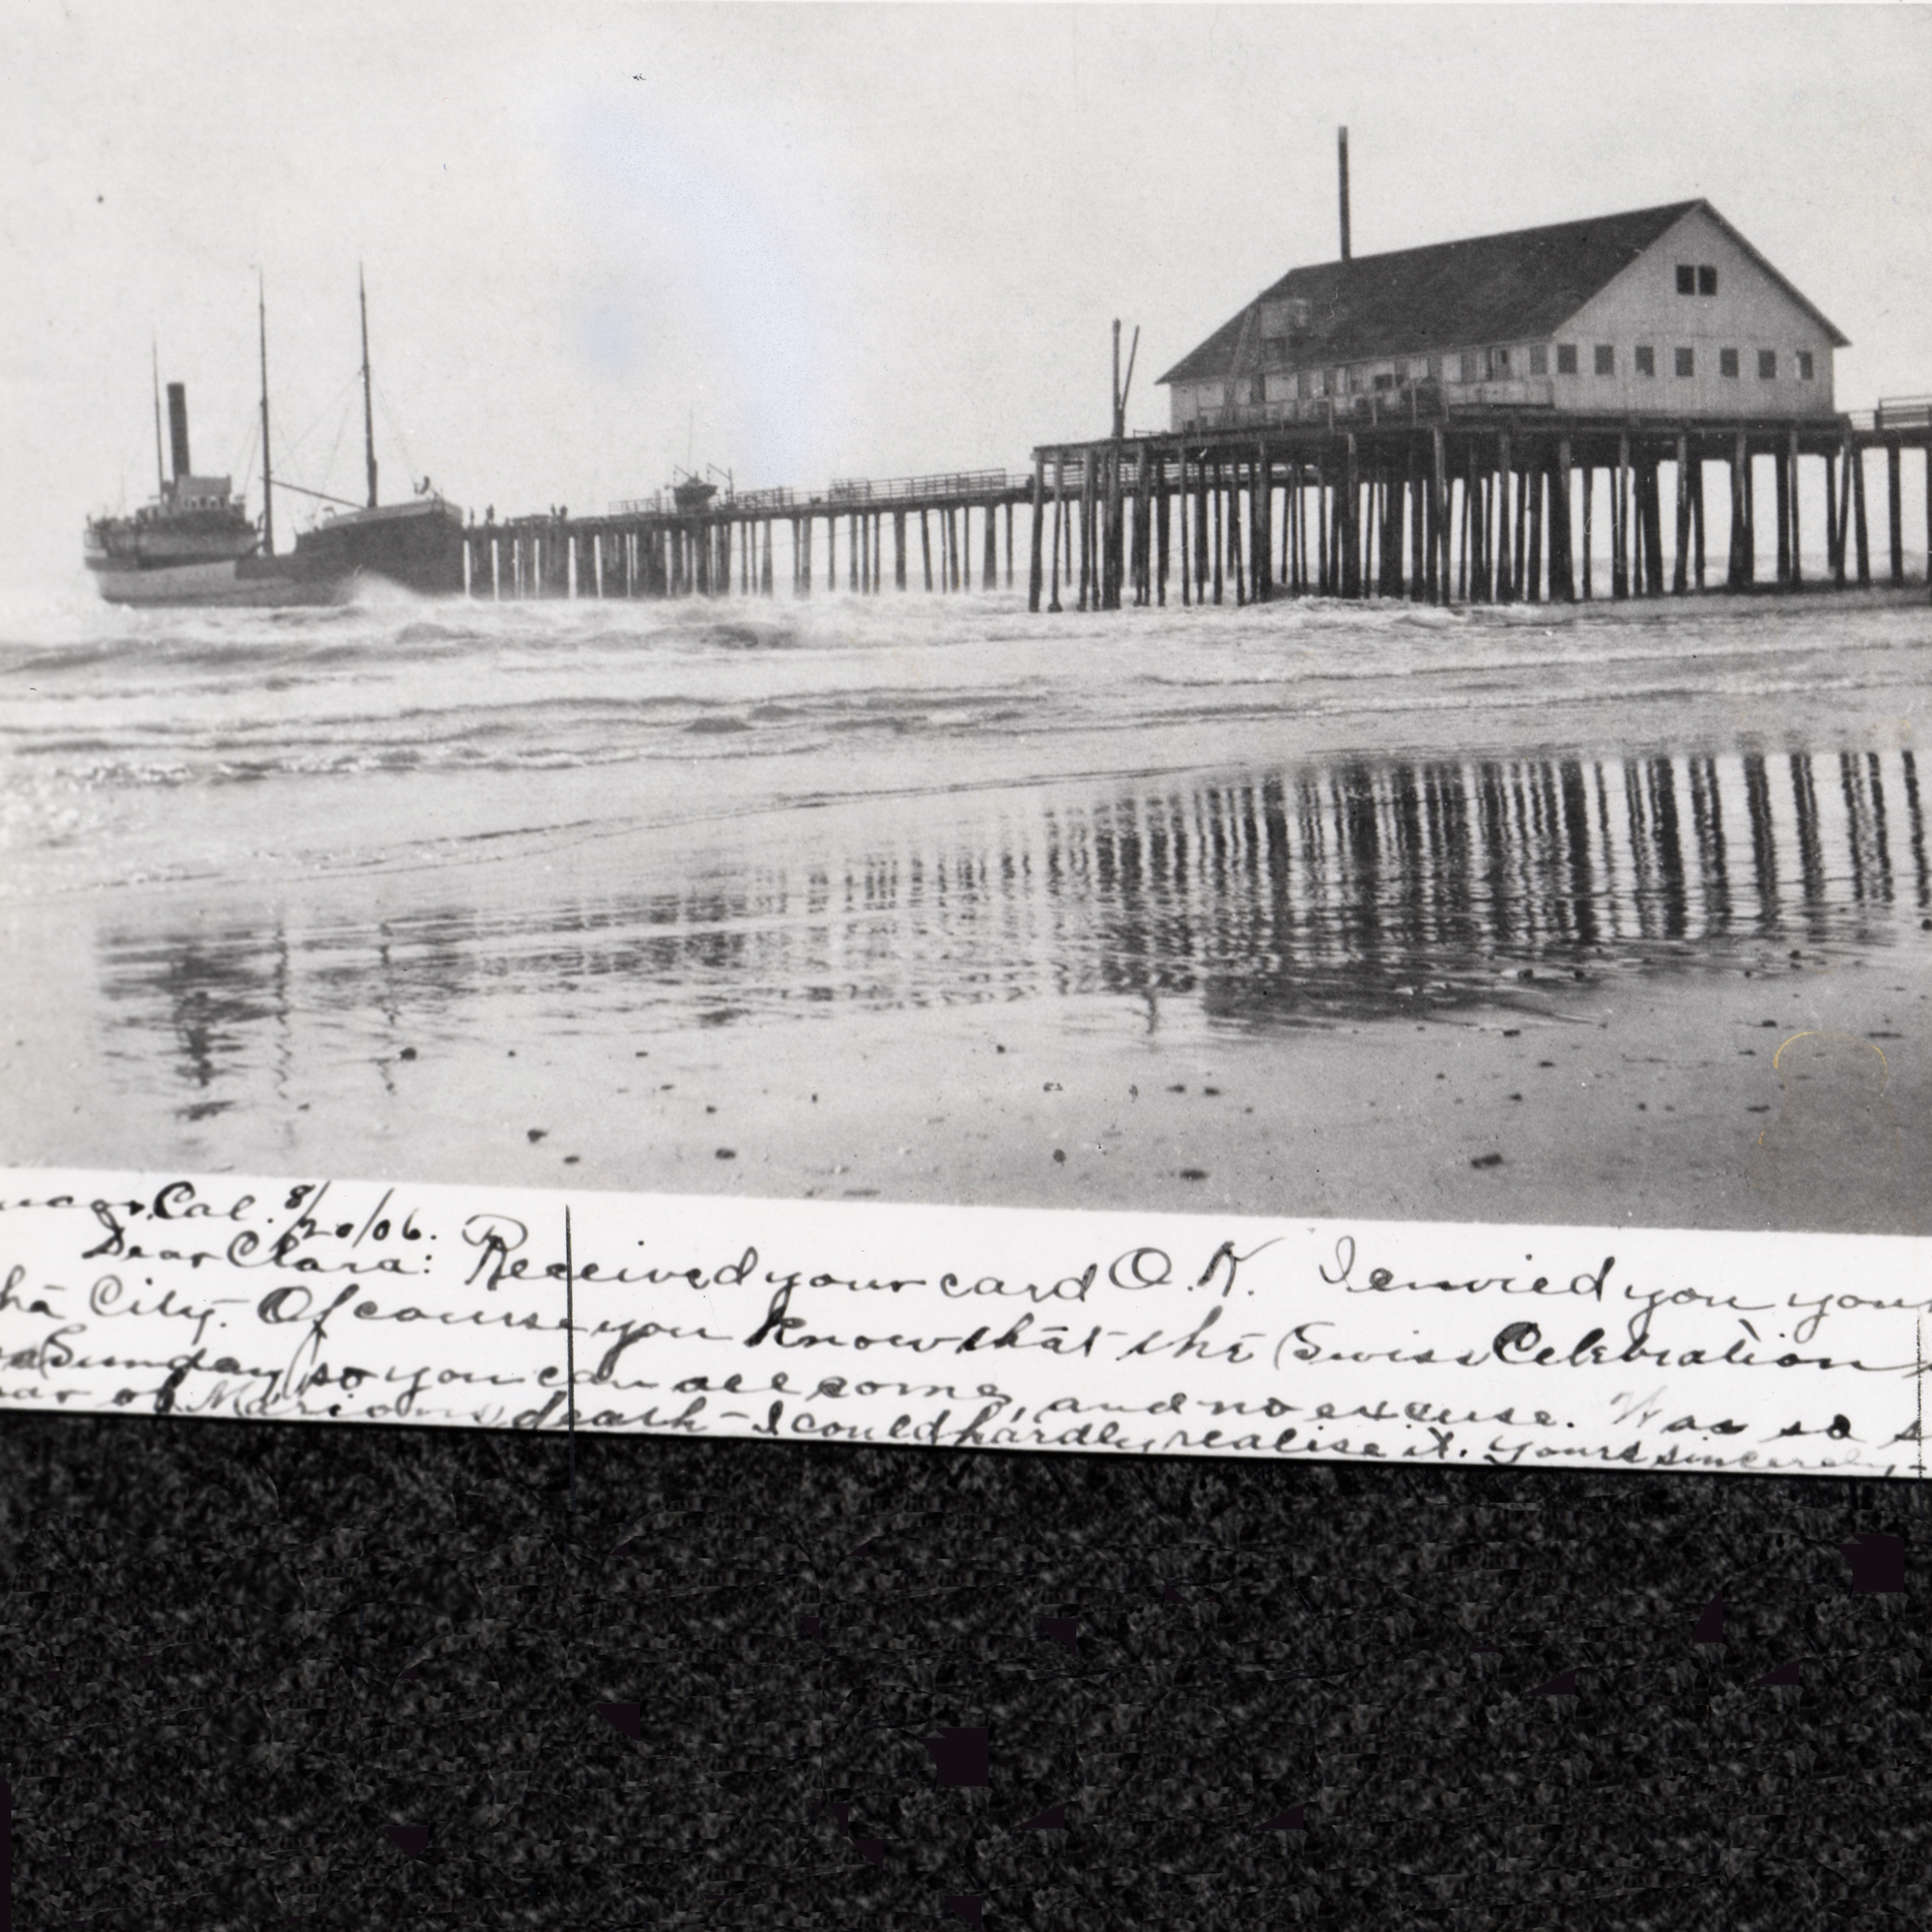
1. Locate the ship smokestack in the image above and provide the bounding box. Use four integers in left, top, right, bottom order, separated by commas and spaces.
166, 383, 191, 481
1338, 127, 1351, 261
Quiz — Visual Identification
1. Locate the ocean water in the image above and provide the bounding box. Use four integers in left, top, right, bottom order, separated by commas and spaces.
2, 580, 1930, 1172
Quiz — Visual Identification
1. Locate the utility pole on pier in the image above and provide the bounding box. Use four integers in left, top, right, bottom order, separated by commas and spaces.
1112, 319, 1139, 441
1106, 321, 1139, 610
1339, 126, 1351, 260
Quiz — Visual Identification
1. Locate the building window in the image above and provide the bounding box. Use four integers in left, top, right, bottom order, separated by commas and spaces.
1799, 351, 1815, 381
1675, 347, 1694, 378
1556, 344, 1578, 375
1719, 348, 1740, 379
1758, 349, 1776, 380
1488, 346, 1511, 378
1460, 351, 1479, 384
1528, 345, 1548, 376
1297, 370, 1313, 400
1374, 372, 1395, 391
1676, 264, 1696, 295
1426, 355, 1443, 383
1699, 266, 1718, 296
1594, 344, 1615, 376
1634, 345, 1656, 377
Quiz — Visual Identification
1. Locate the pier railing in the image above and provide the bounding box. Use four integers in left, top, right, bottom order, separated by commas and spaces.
823, 469, 1012, 505
1852, 397, 1932, 433
610, 471, 1016, 517
610, 486, 798, 515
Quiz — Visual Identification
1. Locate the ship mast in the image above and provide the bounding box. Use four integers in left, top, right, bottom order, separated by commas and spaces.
258, 277, 275, 555
151, 339, 165, 496
359, 265, 378, 509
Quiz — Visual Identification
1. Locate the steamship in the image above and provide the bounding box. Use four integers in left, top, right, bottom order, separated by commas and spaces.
84, 279, 465, 608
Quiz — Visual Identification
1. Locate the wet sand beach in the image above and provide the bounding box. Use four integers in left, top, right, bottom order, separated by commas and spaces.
2, 585, 1929, 1235
4, 890, 1926, 1235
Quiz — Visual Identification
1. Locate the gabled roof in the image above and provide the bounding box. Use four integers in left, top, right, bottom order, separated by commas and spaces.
1157, 199, 1848, 386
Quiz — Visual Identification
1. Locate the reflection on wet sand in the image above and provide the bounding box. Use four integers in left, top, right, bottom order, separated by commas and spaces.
104, 748, 1928, 1115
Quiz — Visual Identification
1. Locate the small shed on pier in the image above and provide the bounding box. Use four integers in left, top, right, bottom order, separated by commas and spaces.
1159, 200, 1847, 431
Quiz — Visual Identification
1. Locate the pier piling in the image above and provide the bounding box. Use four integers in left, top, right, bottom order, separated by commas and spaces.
1854, 445, 1871, 584
464, 402, 1922, 618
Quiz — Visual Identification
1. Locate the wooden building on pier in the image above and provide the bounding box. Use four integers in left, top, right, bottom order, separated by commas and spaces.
453, 194, 1930, 619
1019, 197, 1932, 617
1159, 200, 1846, 432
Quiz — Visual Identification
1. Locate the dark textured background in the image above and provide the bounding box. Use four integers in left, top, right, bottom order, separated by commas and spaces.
2, 1412, 1925, 1930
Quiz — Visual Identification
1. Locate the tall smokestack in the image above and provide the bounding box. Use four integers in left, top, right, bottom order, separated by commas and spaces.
1338, 126, 1351, 261
166, 383, 191, 480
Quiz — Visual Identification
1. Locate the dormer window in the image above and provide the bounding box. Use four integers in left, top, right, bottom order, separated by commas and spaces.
1259, 296, 1314, 337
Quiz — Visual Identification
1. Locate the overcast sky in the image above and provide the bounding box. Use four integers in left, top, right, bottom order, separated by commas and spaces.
7, 4, 1931, 597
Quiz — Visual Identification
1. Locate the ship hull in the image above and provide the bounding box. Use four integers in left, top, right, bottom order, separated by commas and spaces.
86, 502, 467, 607
290, 499, 466, 597
86, 555, 351, 609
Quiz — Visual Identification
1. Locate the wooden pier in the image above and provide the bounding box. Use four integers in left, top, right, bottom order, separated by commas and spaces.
462, 469, 1033, 603
455, 399, 1932, 611
1024, 397, 1932, 611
